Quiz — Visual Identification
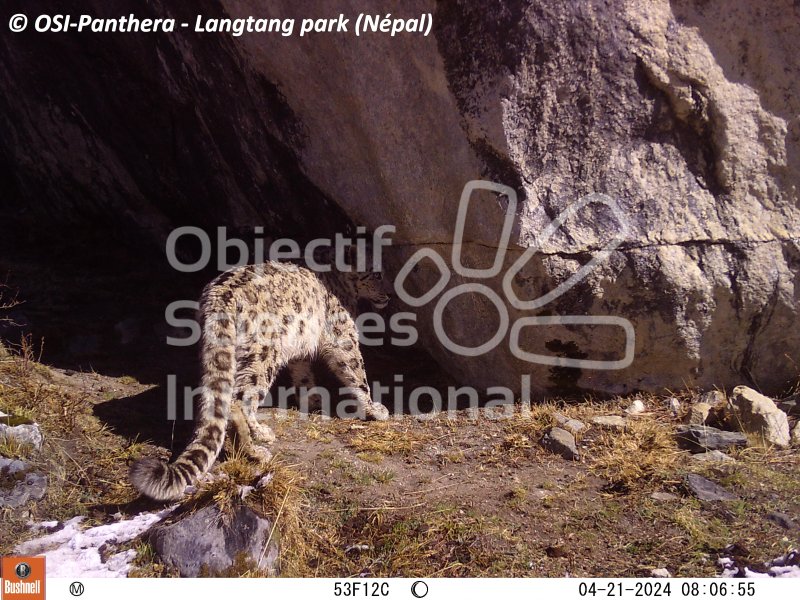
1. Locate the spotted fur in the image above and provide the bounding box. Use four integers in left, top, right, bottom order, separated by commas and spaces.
130, 260, 390, 501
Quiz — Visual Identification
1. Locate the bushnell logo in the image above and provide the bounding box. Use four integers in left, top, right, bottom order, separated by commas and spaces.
1, 556, 45, 600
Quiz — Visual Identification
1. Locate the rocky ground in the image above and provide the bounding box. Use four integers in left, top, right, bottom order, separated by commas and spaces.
1, 341, 798, 577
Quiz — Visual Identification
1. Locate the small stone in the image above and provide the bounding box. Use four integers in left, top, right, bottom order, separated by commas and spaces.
540, 427, 579, 460
0, 458, 47, 508
625, 399, 646, 415
766, 512, 796, 530
651, 568, 672, 578
0, 422, 43, 451
675, 425, 748, 453
685, 403, 712, 426
591, 415, 627, 431
148, 504, 278, 577
650, 491, 679, 501
563, 419, 585, 434
685, 473, 737, 501
667, 397, 681, 416
791, 422, 800, 447
699, 390, 726, 406
553, 414, 586, 435
727, 386, 790, 448
691, 450, 735, 463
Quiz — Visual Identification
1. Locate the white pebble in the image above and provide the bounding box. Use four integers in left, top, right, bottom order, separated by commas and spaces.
625, 399, 646, 415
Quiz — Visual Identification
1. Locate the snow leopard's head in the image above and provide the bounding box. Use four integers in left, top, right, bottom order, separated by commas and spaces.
352, 270, 391, 310
314, 243, 392, 311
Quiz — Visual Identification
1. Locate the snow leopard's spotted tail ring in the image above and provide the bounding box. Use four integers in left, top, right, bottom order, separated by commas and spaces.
130, 286, 236, 501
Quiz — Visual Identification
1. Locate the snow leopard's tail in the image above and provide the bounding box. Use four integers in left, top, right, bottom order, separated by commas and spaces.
130, 284, 237, 501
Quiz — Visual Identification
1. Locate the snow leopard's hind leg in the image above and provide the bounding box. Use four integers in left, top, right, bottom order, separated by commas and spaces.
233, 348, 277, 444
287, 357, 325, 413
226, 402, 272, 464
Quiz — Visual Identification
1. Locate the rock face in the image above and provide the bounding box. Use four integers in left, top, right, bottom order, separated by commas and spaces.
727, 386, 791, 448
148, 505, 278, 577
1, 1, 798, 396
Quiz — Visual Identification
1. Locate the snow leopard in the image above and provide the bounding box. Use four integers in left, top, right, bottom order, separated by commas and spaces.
130, 257, 391, 501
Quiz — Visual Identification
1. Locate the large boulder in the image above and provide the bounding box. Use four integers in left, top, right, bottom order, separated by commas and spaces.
1, 1, 798, 397
727, 386, 791, 448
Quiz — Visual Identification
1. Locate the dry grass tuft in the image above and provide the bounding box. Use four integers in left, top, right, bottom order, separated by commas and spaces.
285, 501, 534, 577
590, 415, 685, 490
347, 422, 428, 456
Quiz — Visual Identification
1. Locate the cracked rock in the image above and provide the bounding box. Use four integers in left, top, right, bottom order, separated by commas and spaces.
676, 425, 747, 453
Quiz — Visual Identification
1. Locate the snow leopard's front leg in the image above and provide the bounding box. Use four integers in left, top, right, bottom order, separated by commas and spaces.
319, 321, 389, 421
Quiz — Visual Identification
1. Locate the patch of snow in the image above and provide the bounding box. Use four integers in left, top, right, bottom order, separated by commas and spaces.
719, 551, 800, 578
16, 507, 174, 578
29, 519, 59, 530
